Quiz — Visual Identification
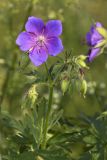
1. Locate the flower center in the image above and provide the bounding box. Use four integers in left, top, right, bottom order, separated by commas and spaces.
38, 35, 45, 42
36, 35, 46, 48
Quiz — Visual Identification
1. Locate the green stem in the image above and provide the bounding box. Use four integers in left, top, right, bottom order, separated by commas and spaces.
41, 63, 54, 149
44, 62, 52, 82
42, 83, 53, 149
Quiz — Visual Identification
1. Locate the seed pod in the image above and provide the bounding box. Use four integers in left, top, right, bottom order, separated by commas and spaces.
80, 79, 87, 97
61, 79, 69, 94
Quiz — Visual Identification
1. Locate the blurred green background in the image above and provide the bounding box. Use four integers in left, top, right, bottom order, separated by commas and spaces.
0, 0, 107, 118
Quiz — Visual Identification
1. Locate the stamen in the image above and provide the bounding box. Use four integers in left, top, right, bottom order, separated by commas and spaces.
36, 35, 46, 48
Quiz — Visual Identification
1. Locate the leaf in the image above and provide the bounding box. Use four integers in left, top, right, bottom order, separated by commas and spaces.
50, 62, 65, 81
49, 110, 63, 129
25, 70, 48, 85
51, 63, 63, 75
37, 98, 47, 122
91, 152, 100, 160
79, 152, 91, 160
83, 135, 96, 144
24, 70, 41, 77
18, 53, 30, 71
48, 132, 82, 145
38, 147, 71, 160
0, 112, 24, 133
11, 133, 31, 145
9, 151, 36, 160
31, 98, 47, 145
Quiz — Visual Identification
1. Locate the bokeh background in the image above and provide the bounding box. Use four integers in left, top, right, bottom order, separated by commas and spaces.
0, 0, 107, 156
1, 0, 107, 115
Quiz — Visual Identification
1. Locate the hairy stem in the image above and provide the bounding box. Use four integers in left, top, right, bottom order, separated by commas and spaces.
41, 63, 54, 149
42, 83, 53, 149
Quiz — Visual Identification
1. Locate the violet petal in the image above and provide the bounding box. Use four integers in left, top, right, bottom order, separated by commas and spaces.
88, 47, 101, 62
95, 22, 102, 27
91, 29, 103, 46
86, 32, 92, 46
46, 37, 63, 56
16, 32, 35, 51
25, 17, 44, 34
45, 20, 62, 37
29, 47, 48, 66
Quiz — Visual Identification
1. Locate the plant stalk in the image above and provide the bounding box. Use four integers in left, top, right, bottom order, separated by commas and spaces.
42, 64, 54, 149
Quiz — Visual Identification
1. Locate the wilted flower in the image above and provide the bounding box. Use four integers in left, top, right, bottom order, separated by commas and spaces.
86, 22, 107, 62
16, 17, 63, 66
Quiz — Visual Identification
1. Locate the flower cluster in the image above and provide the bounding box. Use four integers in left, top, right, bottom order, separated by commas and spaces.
86, 22, 107, 62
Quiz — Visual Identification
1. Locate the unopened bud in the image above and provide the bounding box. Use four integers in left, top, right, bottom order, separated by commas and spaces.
76, 55, 89, 69
77, 55, 87, 60
37, 156, 44, 160
28, 84, 38, 105
22, 84, 38, 109
96, 27, 107, 39
61, 79, 69, 94
80, 80, 87, 97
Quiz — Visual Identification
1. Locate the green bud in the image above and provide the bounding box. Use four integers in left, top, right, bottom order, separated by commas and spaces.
22, 84, 38, 109
28, 84, 38, 105
37, 156, 44, 160
94, 39, 106, 48
61, 79, 69, 94
76, 55, 89, 69
77, 55, 87, 60
96, 27, 107, 39
80, 80, 87, 97
77, 59, 88, 68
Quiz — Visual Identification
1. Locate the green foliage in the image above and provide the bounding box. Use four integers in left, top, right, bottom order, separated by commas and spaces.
1, 0, 107, 160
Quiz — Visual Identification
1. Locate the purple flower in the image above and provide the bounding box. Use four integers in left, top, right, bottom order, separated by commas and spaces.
86, 22, 104, 62
16, 17, 63, 66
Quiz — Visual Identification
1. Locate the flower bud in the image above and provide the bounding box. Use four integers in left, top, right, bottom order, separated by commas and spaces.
96, 27, 107, 39
22, 84, 38, 109
61, 79, 69, 94
37, 156, 44, 160
80, 79, 87, 97
76, 55, 89, 69
28, 84, 38, 105
77, 55, 87, 60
